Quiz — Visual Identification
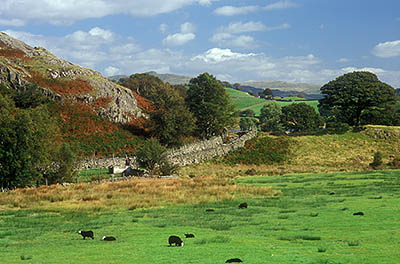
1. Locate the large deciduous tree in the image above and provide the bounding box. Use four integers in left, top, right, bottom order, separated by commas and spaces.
281, 103, 323, 132
186, 73, 235, 139
120, 74, 195, 146
318, 71, 397, 127
259, 101, 283, 132
0, 92, 59, 189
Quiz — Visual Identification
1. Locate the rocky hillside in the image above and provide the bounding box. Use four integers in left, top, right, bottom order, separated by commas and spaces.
0, 32, 143, 124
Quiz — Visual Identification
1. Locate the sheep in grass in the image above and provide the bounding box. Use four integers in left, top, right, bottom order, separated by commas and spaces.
102, 236, 116, 241
78, 230, 94, 240
184, 233, 195, 238
168, 235, 184, 247
226, 258, 243, 263
238, 202, 248, 209
353, 212, 364, 216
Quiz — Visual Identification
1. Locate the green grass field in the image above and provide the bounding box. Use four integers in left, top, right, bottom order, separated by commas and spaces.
247, 100, 319, 116
225, 87, 319, 115
2, 169, 400, 263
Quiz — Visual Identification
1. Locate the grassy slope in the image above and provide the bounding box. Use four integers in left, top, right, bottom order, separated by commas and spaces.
226, 88, 319, 115
1, 127, 400, 263
1, 170, 400, 263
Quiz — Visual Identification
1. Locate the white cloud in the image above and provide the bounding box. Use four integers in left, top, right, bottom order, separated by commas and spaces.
341, 67, 386, 74
162, 33, 196, 46
337, 58, 350, 63
109, 43, 141, 54
223, 21, 267, 34
163, 22, 196, 46
211, 22, 289, 49
0, 18, 25, 26
214, 5, 258, 16
88, 27, 114, 41
104, 66, 121, 76
180, 22, 196, 34
214, 1, 297, 16
372, 40, 400, 58
0, 0, 218, 25
192, 48, 257, 63
160, 23, 168, 34
264, 0, 298, 11
210, 33, 258, 49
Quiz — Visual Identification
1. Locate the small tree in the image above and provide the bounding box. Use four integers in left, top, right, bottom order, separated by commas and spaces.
186, 73, 235, 139
240, 117, 257, 131
259, 101, 283, 132
370, 151, 383, 169
240, 109, 255, 117
136, 138, 176, 175
44, 143, 77, 184
281, 103, 323, 132
258, 88, 273, 99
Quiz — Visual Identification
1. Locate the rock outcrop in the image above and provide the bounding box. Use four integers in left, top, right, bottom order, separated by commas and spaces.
0, 32, 143, 123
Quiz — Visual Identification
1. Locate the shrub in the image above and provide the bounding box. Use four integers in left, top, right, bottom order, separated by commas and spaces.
136, 138, 176, 175
388, 156, 400, 168
324, 120, 351, 134
370, 151, 383, 169
224, 136, 292, 165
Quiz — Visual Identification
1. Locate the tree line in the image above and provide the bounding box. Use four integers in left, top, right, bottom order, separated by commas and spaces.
243, 71, 399, 133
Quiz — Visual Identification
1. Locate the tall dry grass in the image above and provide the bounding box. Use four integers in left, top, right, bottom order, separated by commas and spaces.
0, 173, 279, 211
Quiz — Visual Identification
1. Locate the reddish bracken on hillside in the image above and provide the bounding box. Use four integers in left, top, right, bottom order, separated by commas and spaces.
93, 96, 113, 109
52, 102, 118, 136
131, 90, 155, 113
0, 42, 32, 61
27, 70, 93, 96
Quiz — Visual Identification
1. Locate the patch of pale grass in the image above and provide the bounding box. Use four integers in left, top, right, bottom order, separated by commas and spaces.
0, 174, 279, 211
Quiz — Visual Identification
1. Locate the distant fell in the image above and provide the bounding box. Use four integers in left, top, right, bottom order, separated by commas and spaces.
242, 80, 321, 94
146, 71, 192, 85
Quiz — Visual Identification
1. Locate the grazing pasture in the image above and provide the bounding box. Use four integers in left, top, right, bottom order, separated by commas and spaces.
1, 170, 400, 263
225, 87, 319, 115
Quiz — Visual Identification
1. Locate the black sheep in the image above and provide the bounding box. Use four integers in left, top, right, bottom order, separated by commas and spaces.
206, 209, 215, 212
78, 230, 94, 240
238, 202, 248, 209
185, 233, 195, 238
353, 212, 364, 216
168, 235, 184, 247
102, 236, 116, 241
226, 258, 243, 263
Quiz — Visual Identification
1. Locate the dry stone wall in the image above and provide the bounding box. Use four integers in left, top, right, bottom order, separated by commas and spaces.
76, 129, 257, 170
166, 128, 257, 166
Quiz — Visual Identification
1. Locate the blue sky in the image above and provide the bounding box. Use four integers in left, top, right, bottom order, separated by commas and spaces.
1, 0, 399, 87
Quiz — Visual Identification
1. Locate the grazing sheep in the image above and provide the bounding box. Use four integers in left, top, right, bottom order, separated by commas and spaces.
226, 258, 243, 263
168, 235, 184, 247
353, 212, 364, 216
185, 233, 195, 238
238, 202, 248, 209
206, 209, 215, 212
78, 230, 94, 240
102, 236, 116, 241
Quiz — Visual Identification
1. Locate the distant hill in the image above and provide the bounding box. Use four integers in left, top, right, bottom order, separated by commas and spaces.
146, 71, 192, 85
108, 71, 192, 85
238, 85, 322, 100
108, 75, 128, 82
242, 80, 321, 94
